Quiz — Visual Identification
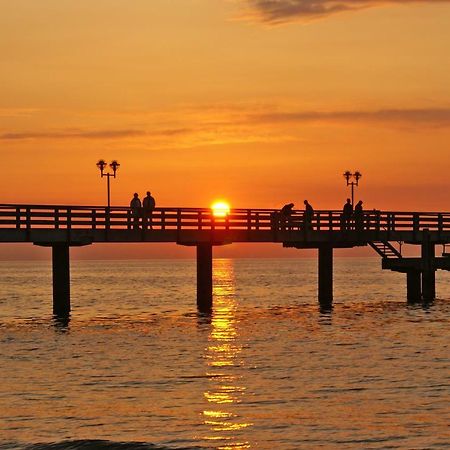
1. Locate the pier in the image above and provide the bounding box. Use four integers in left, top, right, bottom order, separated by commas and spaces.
0, 204, 449, 315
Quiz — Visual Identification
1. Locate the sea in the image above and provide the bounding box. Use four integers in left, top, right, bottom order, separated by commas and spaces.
0, 258, 449, 450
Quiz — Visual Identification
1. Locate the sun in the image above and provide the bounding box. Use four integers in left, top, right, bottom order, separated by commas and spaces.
211, 201, 231, 217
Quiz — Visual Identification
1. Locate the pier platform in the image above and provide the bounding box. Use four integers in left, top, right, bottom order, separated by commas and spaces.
0, 204, 449, 315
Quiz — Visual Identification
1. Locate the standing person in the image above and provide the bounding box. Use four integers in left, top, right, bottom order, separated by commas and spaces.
342, 198, 353, 231
130, 193, 142, 229
142, 191, 156, 230
304, 200, 314, 231
354, 200, 364, 231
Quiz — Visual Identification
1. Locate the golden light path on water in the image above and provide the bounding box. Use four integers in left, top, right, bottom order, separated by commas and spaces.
201, 259, 252, 449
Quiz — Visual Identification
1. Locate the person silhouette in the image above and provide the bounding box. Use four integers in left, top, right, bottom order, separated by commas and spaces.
142, 191, 156, 230
130, 193, 142, 229
280, 203, 294, 230
354, 200, 364, 231
304, 200, 314, 231
342, 198, 353, 231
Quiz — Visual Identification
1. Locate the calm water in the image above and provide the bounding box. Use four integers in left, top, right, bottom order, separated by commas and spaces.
0, 258, 449, 450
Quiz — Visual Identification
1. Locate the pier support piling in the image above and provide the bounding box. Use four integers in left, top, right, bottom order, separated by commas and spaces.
197, 243, 213, 312
406, 269, 421, 303
421, 231, 436, 302
318, 244, 333, 308
52, 244, 70, 316
422, 268, 436, 302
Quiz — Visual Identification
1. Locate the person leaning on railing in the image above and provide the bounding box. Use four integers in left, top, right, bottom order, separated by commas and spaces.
280, 203, 294, 231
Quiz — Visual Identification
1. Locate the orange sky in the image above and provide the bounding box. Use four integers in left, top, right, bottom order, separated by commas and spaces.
0, 0, 449, 259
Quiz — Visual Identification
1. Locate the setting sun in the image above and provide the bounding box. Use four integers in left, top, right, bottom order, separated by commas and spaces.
211, 201, 231, 218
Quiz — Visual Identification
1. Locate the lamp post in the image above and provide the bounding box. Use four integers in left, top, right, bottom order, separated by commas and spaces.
96, 159, 120, 208
343, 170, 362, 207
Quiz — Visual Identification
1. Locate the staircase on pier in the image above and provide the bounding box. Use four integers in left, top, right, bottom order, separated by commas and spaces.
369, 241, 402, 259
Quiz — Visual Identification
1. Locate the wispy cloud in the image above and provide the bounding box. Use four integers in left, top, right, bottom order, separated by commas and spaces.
0, 108, 41, 118
248, 107, 450, 127
1, 106, 449, 149
241, 0, 448, 24
0, 128, 189, 140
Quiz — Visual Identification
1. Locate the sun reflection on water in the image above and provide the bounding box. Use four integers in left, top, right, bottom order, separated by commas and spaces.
201, 259, 252, 449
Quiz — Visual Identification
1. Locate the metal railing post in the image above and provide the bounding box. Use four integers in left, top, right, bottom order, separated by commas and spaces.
55, 208, 60, 229
67, 208, 72, 239
25, 207, 31, 240
126, 210, 131, 230
438, 213, 443, 235
161, 210, 166, 230
105, 207, 111, 231
15, 207, 21, 229
413, 213, 419, 240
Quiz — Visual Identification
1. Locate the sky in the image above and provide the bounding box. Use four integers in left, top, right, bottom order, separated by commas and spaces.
0, 0, 449, 259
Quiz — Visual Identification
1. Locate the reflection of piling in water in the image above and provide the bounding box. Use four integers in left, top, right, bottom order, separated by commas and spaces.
53, 314, 70, 330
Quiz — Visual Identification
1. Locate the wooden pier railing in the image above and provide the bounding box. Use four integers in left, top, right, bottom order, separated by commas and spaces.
0, 204, 449, 233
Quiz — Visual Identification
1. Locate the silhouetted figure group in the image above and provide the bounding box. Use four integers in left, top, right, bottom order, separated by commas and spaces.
272, 198, 366, 232
272, 200, 315, 231
340, 198, 364, 231
130, 191, 156, 229
129, 194, 366, 232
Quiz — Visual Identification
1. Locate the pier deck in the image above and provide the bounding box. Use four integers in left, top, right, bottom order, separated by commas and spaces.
0, 204, 449, 314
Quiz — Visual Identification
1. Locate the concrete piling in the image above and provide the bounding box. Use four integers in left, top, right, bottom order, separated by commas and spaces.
52, 243, 70, 316
421, 230, 436, 302
318, 244, 333, 307
406, 269, 422, 303
197, 243, 213, 312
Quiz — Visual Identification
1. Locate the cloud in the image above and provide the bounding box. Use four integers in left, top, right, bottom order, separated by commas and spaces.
242, 0, 448, 24
0, 108, 41, 118
0, 128, 189, 140
1, 107, 449, 150
248, 107, 450, 127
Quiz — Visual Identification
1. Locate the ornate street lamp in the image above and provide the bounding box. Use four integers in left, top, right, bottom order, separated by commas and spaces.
97, 159, 120, 208
343, 170, 362, 207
